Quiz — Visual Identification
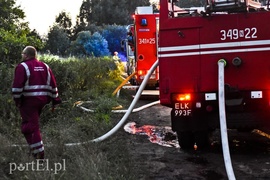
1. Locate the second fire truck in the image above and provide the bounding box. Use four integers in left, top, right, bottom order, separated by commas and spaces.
123, 6, 159, 89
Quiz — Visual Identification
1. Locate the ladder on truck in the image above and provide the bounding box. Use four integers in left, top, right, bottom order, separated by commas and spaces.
206, 0, 262, 13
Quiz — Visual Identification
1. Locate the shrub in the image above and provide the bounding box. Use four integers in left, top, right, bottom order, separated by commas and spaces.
0, 54, 135, 179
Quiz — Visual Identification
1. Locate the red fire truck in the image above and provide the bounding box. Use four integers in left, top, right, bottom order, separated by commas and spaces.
125, 6, 159, 89
158, 0, 270, 149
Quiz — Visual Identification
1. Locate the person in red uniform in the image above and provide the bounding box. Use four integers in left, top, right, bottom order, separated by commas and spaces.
12, 46, 61, 159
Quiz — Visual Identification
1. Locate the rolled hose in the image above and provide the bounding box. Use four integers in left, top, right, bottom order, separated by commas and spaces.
218, 60, 236, 180
65, 59, 159, 145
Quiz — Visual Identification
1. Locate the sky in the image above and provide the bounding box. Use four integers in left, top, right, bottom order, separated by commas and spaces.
16, 0, 158, 36
16, 0, 83, 35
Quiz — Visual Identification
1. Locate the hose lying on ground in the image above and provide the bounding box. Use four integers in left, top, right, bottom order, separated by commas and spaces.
66, 60, 159, 145
75, 100, 160, 113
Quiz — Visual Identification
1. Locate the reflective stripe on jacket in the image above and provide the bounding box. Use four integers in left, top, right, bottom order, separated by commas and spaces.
12, 58, 59, 100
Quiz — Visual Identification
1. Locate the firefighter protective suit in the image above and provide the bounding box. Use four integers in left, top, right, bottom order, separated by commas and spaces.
12, 56, 61, 159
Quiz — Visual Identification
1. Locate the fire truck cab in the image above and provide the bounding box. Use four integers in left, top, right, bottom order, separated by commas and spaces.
158, 0, 270, 149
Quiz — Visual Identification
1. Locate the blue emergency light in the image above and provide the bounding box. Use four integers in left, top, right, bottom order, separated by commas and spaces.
141, 18, 147, 26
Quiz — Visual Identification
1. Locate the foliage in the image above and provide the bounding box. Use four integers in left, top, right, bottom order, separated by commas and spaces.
55, 11, 73, 37
70, 0, 150, 40
0, 28, 26, 64
69, 31, 110, 57
0, 54, 137, 179
0, 63, 19, 133
43, 0, 152, 58
1, 54, 125, 140
101, 25, 128, 55
0, 0, 25, 31
45, 25, 70, 56
69, 31, 91, 57
94, 0, 130, 25
0, 63, 13, 94
38, 55, 122, 100
76, 0, 150, 29
0, 0, 44, 65
0, 0, 207, 63
55, 11, 72, 31
84, 32, 110, 57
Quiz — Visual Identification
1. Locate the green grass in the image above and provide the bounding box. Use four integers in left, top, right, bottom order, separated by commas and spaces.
0, 55, 138, 180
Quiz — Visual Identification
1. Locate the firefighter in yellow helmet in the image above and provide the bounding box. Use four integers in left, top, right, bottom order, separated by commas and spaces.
113, 51, 121, 64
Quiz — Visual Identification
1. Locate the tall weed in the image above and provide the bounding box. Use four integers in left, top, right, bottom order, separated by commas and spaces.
0, 55, 136, 179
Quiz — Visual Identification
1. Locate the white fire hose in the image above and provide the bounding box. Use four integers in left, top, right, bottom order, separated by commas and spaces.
218, 59, 236, 180
11, 58, 236, 180
65, 59, 159, 145
76, 100, 160, 113
10, 60, 159, 148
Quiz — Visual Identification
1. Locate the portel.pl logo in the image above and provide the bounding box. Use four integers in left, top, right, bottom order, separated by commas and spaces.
9, 159, 66, 174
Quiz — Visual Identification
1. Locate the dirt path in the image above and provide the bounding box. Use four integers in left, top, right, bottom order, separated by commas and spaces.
124, 99, 270, 180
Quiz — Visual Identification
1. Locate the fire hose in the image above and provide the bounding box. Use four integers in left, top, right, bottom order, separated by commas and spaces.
65, 59, 159, 145
76, 100, 160, 113
112, 71, 136, 96
88, 58, 237, 180
218, 59, 236, 180
10, 60, 159, 148
9, 58, 237, 179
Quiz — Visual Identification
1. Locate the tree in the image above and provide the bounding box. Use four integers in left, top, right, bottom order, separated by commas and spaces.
101, 25, 127, 54
45, 25, 70, 56
0, 0, 44, 65
74, 0, 150, 34
96, 0, 130, 25
71, 0, 99, 39
0, 0, 25, 31
85, 32, 110, 57
126, 0, 150, 14
69, 31, 90, 57
69, 31, 110, 57
78, 0, 100, 25
55, 11, 73, 37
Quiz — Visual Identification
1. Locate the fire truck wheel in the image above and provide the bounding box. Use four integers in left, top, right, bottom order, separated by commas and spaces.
177, 131, 194, 149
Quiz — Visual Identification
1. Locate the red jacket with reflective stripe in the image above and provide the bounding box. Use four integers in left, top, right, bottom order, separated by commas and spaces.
12, 58, 60, 106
